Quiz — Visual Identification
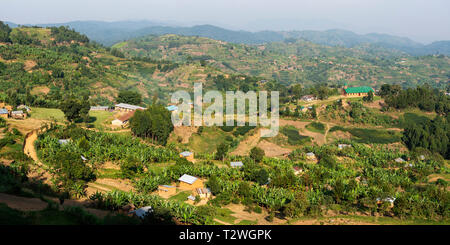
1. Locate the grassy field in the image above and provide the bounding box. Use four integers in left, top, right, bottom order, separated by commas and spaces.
188, 126, 230, 153
280, 125, 311, 145
305, 122, 326, 134
30, 107, 65, 122
169, 190, 191, 202
88, 110, 114, 129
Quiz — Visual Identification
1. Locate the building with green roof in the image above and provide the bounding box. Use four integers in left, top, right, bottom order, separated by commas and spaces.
343, 86, 374, 96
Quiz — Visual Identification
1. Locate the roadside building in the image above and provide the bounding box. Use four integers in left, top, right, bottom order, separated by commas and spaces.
114, 103, 145, 112
157, 185, 176, 196
0, 109, 8, 118
230, 161, 244, 168
178, 174, 203, 189
179, 151, 194, 162
111, 111, 135, 126
343, 86, 374, 97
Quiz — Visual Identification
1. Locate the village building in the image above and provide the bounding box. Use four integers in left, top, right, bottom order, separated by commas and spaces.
11, 110, 26, 119
157, 185, 176, 196
178, 174, 203, 189
0, 109, 8, 118
338, 144, 352, 149
90, 106, 109, 111
343, 86, 375, 97
230, 161, 244, 168
301, 95, 316, 102
111, 111, 135, 126
179, 151, 194, 162
195, 188, 212, 200
114, 103, 145, 112
306, 152, 316, 160
58, 139, 70, 145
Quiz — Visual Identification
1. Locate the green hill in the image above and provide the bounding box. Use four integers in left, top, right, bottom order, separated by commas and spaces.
113, 34, 450, 89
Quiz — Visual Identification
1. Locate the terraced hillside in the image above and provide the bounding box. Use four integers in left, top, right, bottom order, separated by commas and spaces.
113, 34, 450, 89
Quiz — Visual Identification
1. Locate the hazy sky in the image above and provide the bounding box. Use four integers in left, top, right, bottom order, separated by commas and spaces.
1, 0, 449, 43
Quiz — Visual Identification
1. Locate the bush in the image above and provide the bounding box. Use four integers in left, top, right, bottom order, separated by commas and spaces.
250, 147, 264, 163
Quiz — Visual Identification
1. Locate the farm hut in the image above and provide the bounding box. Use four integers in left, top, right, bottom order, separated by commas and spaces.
179, 151, 194, 162
376, 197, 396, 208
306, 152, 316, 160
195, 188, 212, 200
157, 185, 176, 196
111, 111, 135, 126
187, 195, 196, 201
0, 109, 8, 118
178, 174, 203, 189
395, 157, 406, 163
11, 110, 26, 119
114, 103, 145, 112
230, 161, 244, 168
130, 206, 153, 219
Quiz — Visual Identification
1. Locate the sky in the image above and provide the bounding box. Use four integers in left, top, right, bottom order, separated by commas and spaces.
1, 0, 449, 44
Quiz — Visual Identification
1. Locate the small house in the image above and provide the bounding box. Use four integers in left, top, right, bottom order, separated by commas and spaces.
130, 206, 153, 219
58, 139, 70, 145
306, 152, 316, 160
301, 95, 316, 102
230, 161, 244, 168
0, 109, 8, 118
195, 188, 212, 200
179, 151, 194, 162
157, 185, 176, 196
178, 174, 203, 189
395, 157, 406, 163
111, 111, 135, 126
187, 195, 196, 201
338, 144, 352, 150
11, 110, 26, 119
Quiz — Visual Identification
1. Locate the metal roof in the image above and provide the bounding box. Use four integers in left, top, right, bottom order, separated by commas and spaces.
306, 152, 315, 156
230, 161, 244, 167
178, 174, 198, 184
160, 185, 175, 188
0, 109, 8, 114
166, 105, 178, 111
58, 139, 70, 145
344, 86, 374, 94
11, 111, 23, 114
180, 151, 193, 157
131, 206, 153, 218
115, 103, 145, 110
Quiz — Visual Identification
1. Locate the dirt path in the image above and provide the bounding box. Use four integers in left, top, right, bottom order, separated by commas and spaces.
0, 193, 48, 211
230, 128, 261, 156
24, 130, 39, 162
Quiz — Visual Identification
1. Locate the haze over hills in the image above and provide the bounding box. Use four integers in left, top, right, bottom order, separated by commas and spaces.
6, 20, 450, 56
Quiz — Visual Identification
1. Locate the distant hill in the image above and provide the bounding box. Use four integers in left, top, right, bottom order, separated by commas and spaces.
113, 34, 450, 89
4, 21, 449, 55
